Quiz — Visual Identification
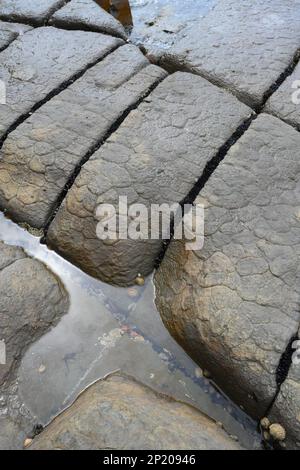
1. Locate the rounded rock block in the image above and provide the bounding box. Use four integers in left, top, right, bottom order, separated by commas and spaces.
29, 372, 243, 450
0, 241, 69, 386
155, 114, 300, 418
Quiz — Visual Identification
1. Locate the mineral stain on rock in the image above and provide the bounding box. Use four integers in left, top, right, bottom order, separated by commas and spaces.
95, 0, 133, 28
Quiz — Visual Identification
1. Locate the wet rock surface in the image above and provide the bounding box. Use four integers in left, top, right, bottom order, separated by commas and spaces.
29, 372, 243, 450
160, 0, 300, 108
0, 45, 165, 228
47, 71, 252, 286
0, 0, 67, 25
0, 26, 122, 139
0, 0, 300, 451
0, 241, 69, 387
265, 60, 300, 130
155, 114, 300, 419
50, 0, 127, 39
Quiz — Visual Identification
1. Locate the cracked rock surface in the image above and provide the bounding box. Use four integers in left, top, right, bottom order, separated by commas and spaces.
155, 114, 300, 419
160, 0, 300, 108
0, 26, 122, 139
0, 241, 69, 387
0, 45, 166, 228
50, 0, 127, 39
47, 72, 252, 286
265, 60, 300, 130
0, 0, 67, 25
29, 372, 242, 450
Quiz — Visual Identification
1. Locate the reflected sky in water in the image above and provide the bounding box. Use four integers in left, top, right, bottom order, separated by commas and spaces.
0, 213, 260, 449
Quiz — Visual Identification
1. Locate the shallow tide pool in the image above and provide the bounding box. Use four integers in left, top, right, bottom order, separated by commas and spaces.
0, 213, 261, 449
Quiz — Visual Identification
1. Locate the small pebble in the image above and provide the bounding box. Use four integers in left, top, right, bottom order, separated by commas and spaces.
23, 438, 33, 448
38, 364, 46, 374
269, 423, 286, 442
260, 417, 270, 430
135, 275, 145, 286
195, 367, 203, 378
203, 369, 212, 379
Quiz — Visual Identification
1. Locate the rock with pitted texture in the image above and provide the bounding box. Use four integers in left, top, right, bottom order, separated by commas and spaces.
0, 241, 69, 386
0, 46, 166, 228
0, 0, 67, 25
47, 71, 252, 286
160, 0, 300, 108
50, 0, 127, 39
0, 27, 122, 139
155, 114, 300, 418
29, 373, 243, 450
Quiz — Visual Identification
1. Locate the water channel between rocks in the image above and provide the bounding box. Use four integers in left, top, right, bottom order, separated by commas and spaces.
0, 213, 261, 449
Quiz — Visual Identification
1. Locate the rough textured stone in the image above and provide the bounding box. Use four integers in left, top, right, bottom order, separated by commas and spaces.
47, 72, 252, 286
0, 241, 69, 386
50, 0, 127, 39
155, 114, 300, 418
0, 21, 31, 51
30, 373, 242, 450
130, 0, 216, 58
0, 27, 122, 139
160, 0, 300, 108
0, 46, 166, 228
268, 327, 300, 450
0, 0, 67, 25
265, 61, 300, 130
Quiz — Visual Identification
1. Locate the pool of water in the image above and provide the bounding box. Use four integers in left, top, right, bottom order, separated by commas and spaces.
0, 213, 261, 449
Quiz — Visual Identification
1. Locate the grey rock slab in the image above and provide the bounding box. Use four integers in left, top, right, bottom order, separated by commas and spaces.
47, 71, 253, 286
265, 60, 300, 130
0, 0, 67, 25
29, 372, 242, 450
0, 26, 122, 139
0, 241, 69, 387
0, 21, 31, 51
0, 45, 166, 228
268, 327, 300, 449
155, 114, 300, 418
129, 0, 216, 59
50, 0, 127, 39
160, 0, 300, 108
